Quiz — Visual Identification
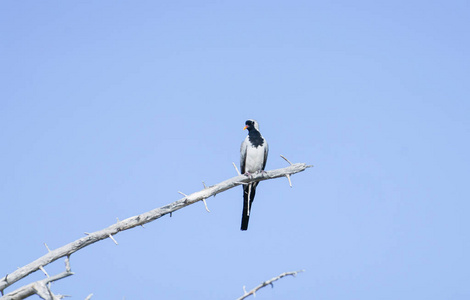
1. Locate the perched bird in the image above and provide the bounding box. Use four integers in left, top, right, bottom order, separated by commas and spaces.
240, 119, 269, 231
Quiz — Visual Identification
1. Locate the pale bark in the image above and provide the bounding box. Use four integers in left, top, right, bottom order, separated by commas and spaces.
0, 161, 311, 298
236, 270, 305, 300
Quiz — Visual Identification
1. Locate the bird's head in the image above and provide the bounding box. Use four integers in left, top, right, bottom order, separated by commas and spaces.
243, 119, 260, 131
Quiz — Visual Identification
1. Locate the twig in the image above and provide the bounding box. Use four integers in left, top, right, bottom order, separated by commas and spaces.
280, 155, 294, 187
236, 270, 305, 300
0, 163, 312, 293
65, 256, 71, 273
232, 162, 241, 175
280, 155, 293, 165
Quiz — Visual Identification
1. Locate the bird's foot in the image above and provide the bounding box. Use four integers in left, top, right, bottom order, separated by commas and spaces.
243, 172, 253, 178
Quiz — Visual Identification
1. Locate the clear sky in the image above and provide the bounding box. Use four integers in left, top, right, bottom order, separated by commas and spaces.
1, 1, 469, 299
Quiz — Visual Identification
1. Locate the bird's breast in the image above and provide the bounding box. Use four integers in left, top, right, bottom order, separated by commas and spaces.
244, 145, 266, 173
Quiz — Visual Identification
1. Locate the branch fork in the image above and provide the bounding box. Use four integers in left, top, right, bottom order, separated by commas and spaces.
2, 259, 75, 300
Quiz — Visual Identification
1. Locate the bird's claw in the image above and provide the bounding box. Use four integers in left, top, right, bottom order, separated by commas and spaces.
243, 170, 266, 178
243, 172, 253, 178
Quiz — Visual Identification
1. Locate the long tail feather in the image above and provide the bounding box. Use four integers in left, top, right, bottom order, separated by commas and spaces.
241, 183, 258, 231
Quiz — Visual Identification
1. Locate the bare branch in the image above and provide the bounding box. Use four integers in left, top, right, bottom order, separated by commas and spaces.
236, 270, 305, 300
0, 163, 311, 293
64, 257, 71, 273
2, 269, 73, 300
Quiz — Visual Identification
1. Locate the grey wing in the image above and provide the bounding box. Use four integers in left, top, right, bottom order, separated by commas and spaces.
262, 141, 269, 170
240, 138, 248, 175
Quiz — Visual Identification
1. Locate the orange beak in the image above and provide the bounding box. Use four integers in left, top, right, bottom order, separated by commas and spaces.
243, 125, 248, 130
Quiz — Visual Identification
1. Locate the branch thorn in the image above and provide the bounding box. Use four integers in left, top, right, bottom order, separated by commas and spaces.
108, 234, 118, 245
285, 174, 292, 188
232, 162, 241, 175
44, 243, 51, 253
280, 155, 293, 165
202, 198, 211, 213
39, 266, 49, 278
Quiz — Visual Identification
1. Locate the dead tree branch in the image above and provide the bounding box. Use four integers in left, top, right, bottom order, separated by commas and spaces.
236, 270, 305, 300
2, 268, 73, 300
0, 160, 311, 295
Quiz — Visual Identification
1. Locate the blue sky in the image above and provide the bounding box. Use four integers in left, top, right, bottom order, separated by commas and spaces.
1, 1, 469, 299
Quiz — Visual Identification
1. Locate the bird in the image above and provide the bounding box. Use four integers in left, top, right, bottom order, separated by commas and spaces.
240, 119, 269, 231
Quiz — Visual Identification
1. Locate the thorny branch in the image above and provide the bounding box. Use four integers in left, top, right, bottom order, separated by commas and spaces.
2, 259, 74, 300
236, 270, 305, 300
0, 158, 311, 297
